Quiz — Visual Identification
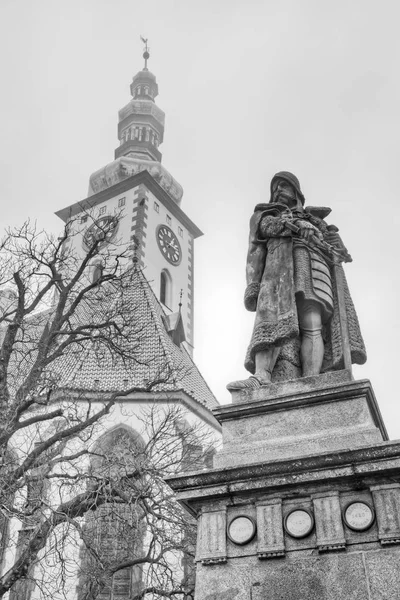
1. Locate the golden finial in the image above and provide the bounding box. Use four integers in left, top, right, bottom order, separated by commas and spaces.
140, 36, 150, 70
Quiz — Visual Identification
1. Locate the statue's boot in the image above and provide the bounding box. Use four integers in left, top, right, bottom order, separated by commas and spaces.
227, 375, 268, 391
226, 347, 280, 391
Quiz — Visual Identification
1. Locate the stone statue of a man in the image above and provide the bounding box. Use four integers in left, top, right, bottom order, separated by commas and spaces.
228, 171, 366, 390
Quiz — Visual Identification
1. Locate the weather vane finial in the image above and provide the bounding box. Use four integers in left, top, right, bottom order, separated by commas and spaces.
140, 36, 150, 70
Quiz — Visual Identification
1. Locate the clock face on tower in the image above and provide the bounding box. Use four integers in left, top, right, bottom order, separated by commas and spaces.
83, 216, 119, 252
156, 225, 182, 266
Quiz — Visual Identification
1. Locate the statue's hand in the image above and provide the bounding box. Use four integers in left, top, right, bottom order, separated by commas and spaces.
325, 228, 351, 260
296, 220, 321, 242
244, 282, 260, 312
325, 229, 343, 249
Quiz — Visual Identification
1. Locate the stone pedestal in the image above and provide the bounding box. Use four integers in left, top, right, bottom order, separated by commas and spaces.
167, 374, 400, 600
214, 372, 387, 468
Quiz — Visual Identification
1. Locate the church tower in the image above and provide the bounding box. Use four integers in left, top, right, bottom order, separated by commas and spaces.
55, 41, 201, 353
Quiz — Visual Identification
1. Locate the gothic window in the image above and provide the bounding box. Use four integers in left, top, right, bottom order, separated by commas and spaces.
134, 127, 139, 139
160, 269, 172, 307
0, 449, 17, 576
78, 427, 146, 600
92, 261, 103, 283
138, 128, 143, 141
144, 86, 149, 95
145, 128, 150, 142
118, 197, 126, 208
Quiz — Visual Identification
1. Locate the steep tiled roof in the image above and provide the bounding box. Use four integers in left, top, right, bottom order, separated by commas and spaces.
49, 263, 218, 411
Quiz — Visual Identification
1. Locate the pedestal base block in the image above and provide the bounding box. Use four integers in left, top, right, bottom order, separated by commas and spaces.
214, 374, 387, 468
194, 550, 400, 600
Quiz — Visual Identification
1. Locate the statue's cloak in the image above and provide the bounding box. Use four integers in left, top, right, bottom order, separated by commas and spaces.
244, 205, 366, 375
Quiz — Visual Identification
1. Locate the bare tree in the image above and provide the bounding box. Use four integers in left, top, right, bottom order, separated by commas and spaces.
0, 218, 213, 600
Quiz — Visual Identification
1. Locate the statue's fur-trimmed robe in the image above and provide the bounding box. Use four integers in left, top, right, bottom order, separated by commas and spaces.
244, 204, 366, 379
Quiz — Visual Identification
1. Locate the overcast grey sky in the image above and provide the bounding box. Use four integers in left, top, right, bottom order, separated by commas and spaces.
1, 0, 400, 436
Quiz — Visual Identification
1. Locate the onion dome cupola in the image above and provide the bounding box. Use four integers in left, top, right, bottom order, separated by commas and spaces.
88, 39, 183, 205
115, 40, 165, 163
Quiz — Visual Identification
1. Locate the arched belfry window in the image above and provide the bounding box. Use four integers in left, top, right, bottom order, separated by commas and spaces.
160, 269, 172, 308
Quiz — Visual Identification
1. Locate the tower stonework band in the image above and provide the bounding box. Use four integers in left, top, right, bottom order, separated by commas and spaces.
167, 173, 400, 599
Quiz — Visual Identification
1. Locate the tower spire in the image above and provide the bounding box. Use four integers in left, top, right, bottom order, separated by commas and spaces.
140, 36, 150, 70
88, 38, 183, 205
114, 39, 164, 164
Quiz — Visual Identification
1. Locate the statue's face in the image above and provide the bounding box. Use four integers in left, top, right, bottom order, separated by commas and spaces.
272, 179, 297, 208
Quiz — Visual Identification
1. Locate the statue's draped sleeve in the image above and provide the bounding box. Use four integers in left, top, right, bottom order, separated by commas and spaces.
244, 207, 291, 311
244, 210, 265, 311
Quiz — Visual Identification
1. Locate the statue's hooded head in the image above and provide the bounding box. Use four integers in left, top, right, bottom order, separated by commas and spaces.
270, 171, 305, 209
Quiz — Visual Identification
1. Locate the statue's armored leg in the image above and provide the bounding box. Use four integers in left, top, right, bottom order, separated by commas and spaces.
227, 347, 280, 390
298, 299, 324, 377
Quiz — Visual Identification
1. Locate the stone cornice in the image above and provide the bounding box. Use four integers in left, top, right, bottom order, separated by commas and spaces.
166, 439, 400, 505
50, 388, 221, 432
55, 170, 203, 238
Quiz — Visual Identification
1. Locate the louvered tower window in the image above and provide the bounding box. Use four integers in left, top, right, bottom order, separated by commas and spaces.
160, 269, 172, 308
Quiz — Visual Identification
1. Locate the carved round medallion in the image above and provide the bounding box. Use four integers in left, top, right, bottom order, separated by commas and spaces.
156, 225, 182, 266
227, 515, 256, 545
343, 501, 375, 532
284, 508, 314, 539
